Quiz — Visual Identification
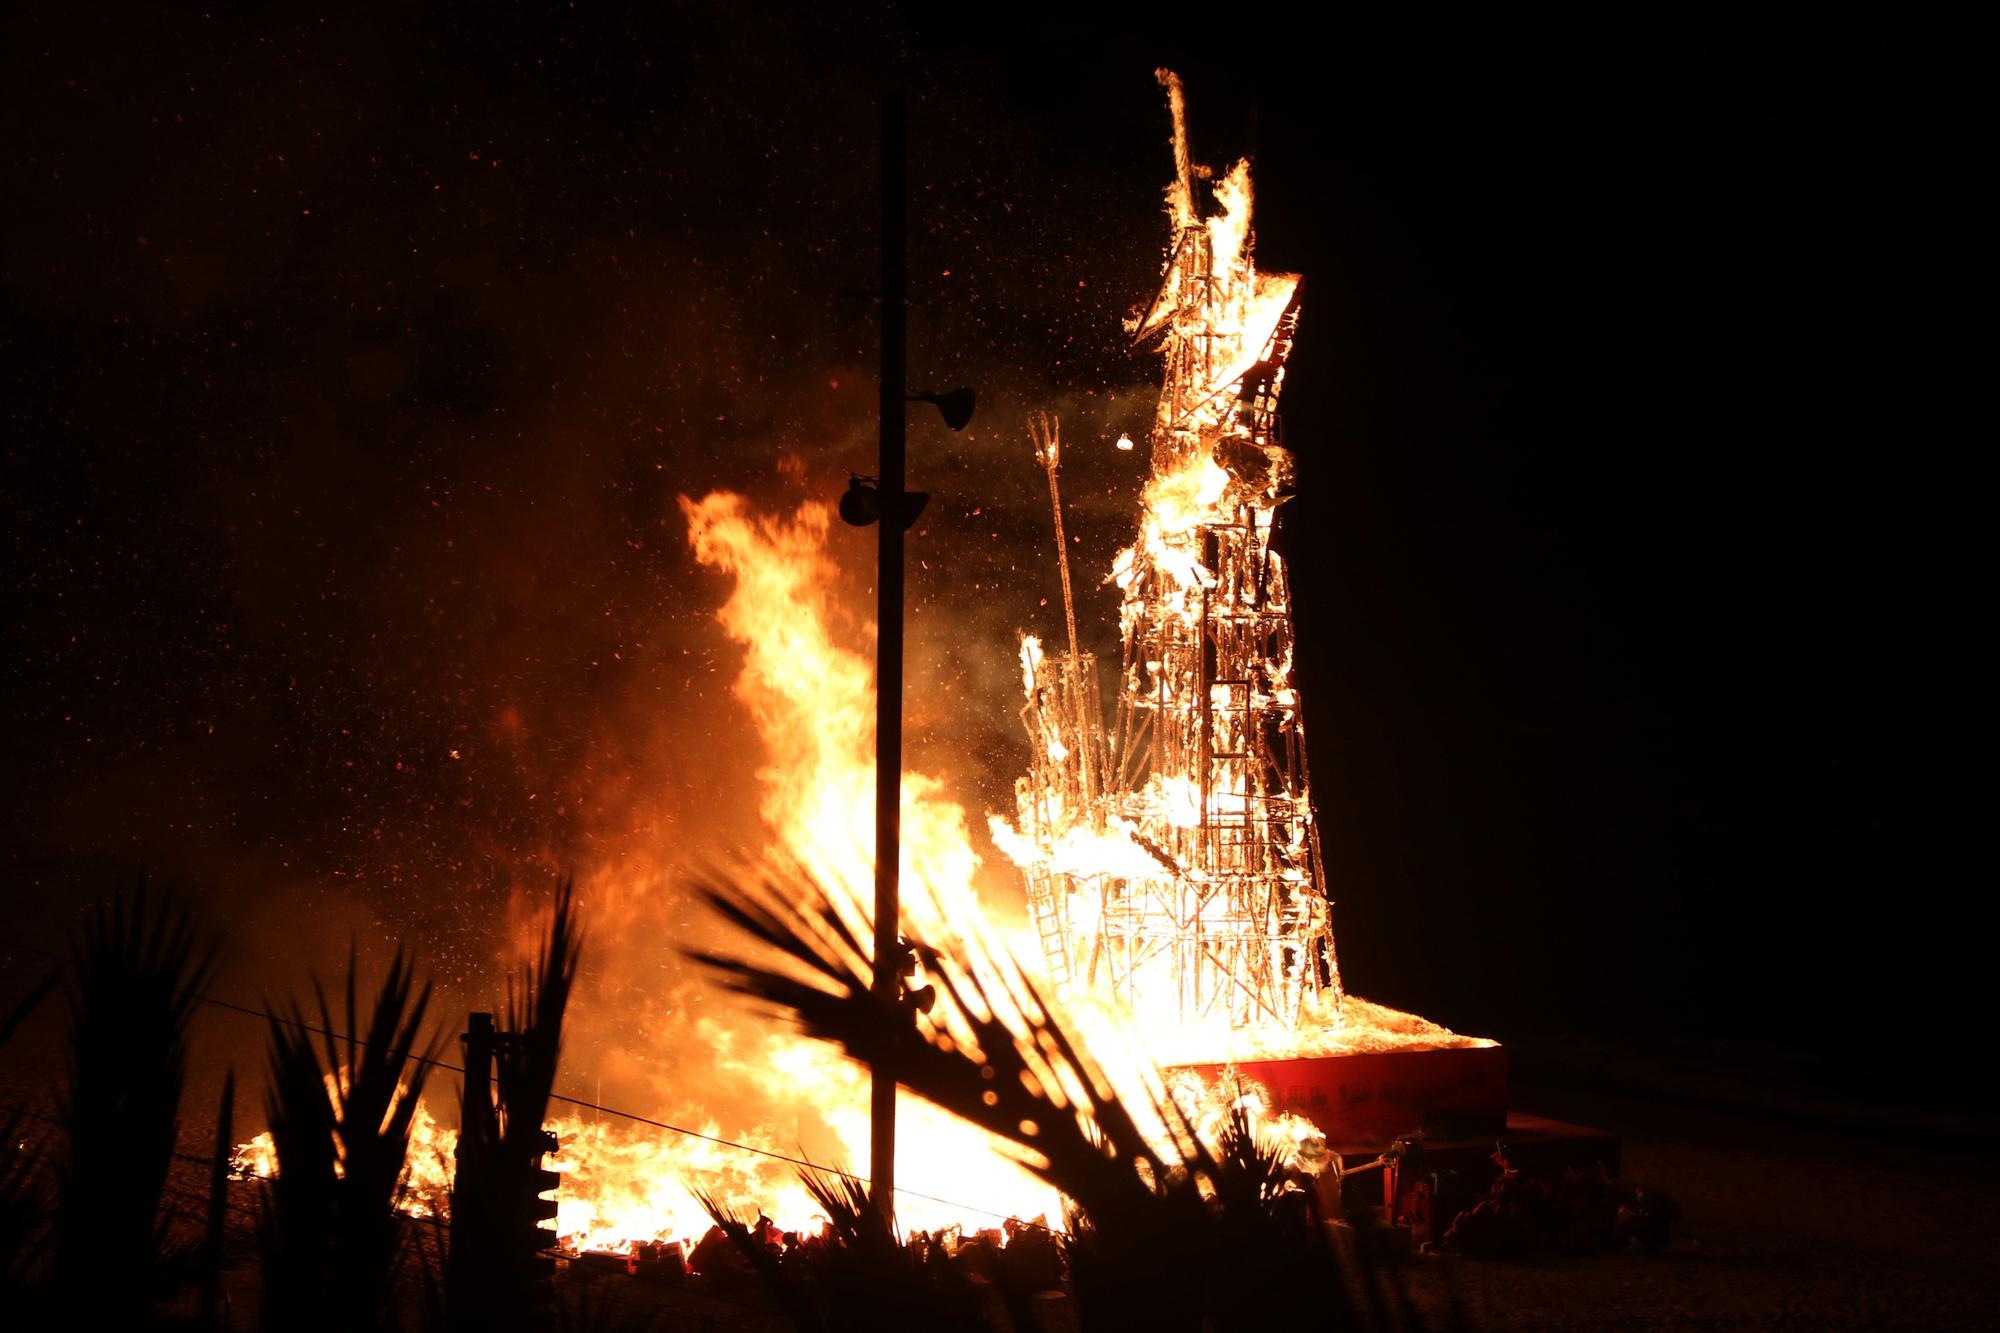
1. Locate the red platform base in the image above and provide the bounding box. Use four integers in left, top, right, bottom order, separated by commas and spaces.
1181, 1044, 1511, 1146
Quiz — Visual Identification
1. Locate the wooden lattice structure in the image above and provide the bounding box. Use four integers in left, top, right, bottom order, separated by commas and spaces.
1001, 72, 1340, 1030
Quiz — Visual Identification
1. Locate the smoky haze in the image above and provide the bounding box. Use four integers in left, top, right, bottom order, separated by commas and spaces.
6, 5, 1969, 1129
1, 6, 1188, 1132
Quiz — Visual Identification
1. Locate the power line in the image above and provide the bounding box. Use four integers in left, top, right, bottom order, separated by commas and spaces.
0, 935, 1062, 1233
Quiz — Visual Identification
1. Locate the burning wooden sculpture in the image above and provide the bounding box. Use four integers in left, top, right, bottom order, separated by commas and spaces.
997, 71, 1339, 1032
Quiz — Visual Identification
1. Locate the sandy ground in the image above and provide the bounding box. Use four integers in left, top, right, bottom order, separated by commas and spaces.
1393, 1081, 1999, 1332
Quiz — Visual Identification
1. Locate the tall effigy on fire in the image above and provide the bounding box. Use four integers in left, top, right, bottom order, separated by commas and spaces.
995, 71, 1339, 1032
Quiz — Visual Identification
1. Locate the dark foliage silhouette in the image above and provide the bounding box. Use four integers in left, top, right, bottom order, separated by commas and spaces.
53, 883, 218, 1325
1, 970, 59, 1300
698, 1166, 991, 1333
258, 945, 439, 1333
692, 864, 1437, 1332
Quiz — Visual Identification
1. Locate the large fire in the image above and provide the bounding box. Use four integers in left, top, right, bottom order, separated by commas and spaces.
240, 491, 1070, 1249
237, 68, 1485, 1257
994, 68, 1342, 1061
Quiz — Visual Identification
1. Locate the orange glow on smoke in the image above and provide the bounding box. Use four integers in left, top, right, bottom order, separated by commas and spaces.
237, 76, 1492, 1256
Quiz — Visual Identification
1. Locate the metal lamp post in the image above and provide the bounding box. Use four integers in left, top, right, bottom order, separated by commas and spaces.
851, 89, 972, 1230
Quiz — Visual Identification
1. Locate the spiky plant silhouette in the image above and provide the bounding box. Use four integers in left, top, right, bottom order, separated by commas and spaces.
497, 877, 581, 1157
259, 945, 439, 1333
694, 865, 1429, 1333
52, 883, 218, 1325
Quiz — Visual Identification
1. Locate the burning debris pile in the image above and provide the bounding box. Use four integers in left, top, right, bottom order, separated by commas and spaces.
993, 71, 1338, 1040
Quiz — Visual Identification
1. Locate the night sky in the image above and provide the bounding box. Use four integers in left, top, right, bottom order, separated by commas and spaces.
4, 8, 1971, 1106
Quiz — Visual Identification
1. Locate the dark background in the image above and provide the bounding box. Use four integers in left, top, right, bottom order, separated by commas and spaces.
3, 7, 1974, 1110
